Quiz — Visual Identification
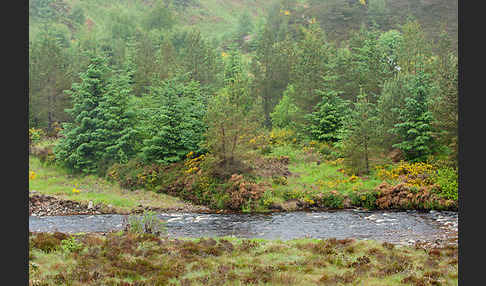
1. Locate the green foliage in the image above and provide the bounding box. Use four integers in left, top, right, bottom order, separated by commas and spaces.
341, 90, 379, 175
429, 31, 458, 165
377, 29, 403, 75
177, 29, 222, 86
29, 26, 73, 132
205, 54, 259, 170
304, 91, 348, 143
127, 210, 167, 236
61, 237, 84, 253
29, 0, 69, 22
391, 70, 435, 162
349, 191, 378, 210
139, 77, 206, 164
55, 55, 137, 174
432, 167, 458, 201
270, 85, 301, 130
143, 0, 175, 31
290, 22, 332, 113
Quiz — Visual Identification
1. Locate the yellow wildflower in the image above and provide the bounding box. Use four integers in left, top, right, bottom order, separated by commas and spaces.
29, 171, 36, 180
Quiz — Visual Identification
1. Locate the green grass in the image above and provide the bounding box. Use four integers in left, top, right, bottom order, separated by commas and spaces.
259, 144, 382, 206
29, 156, 190, 211
29, 231, 458, 285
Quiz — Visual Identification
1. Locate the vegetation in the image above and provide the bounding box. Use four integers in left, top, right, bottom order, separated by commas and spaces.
29, 231, 458, 285
29, 0, 458, 213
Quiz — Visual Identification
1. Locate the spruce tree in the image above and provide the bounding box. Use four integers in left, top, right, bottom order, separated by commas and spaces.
55, 55, 137, 174
304, 90, 348, 143
391, 69, 435, 162
140, 77, 206, 164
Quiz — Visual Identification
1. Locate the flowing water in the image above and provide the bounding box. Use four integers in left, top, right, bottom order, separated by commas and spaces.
29, 209, 458, 244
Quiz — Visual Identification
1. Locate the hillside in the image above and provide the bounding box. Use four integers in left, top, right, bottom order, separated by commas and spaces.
29, 0, 457, 50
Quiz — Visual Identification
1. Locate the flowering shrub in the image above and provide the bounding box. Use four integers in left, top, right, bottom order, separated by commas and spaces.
376, 161, 436, 187
184, 152, 206, 175
269, 128, 298, 146
29, 128, 45, 145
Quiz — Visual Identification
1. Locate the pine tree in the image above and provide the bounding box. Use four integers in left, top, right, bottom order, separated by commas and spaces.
341, 90, 379, 175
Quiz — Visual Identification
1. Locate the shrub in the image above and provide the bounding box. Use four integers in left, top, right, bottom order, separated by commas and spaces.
314, 192, 344, 209
349, 191, 378, 209
432, 167, 458, 201
269, 128, 298, 146
29, 128, 45, 145
31, 233, 62, 253
226, 174, 267, 211
126, 210, 167, 236
61, 237, 84, 253
376, 161, 436, 187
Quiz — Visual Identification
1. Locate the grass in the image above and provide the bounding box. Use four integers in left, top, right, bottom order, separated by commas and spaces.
29, 156, 191, 212
258, 144, 383, 207
29, 231, 458, 285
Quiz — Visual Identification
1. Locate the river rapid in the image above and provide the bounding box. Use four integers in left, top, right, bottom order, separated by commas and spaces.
29, 209, 458, 246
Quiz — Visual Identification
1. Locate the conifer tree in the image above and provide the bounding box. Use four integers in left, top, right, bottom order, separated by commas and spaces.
304, 90, 348, 143
140, 77, 206, 164
391, 68, 435, 162
341, 90, 379, 175
290, 22, 332, 113
429, 30, 458, 165
55, 55, 137, 174
29, 27, 72, 132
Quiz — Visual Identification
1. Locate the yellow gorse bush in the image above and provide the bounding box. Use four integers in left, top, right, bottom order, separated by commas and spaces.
269, 128, 296, 146
184, 153, 206, 175
376, 161, 436, 187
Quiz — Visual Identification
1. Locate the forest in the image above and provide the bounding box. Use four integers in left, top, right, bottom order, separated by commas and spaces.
29, 0, 458, 213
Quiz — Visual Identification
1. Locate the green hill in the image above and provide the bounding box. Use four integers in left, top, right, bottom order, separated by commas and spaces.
29, 0, 457, 50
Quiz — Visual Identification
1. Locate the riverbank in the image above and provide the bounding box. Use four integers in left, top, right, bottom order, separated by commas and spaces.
29, 156, 210, 215
29, 139, 457, 215
29, 231, 458, 286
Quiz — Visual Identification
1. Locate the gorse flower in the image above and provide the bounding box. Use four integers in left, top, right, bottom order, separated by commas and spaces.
29, 171, 36, 180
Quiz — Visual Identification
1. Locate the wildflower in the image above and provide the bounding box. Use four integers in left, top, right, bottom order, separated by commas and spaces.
29, 171, 36, 180
72, 188, 80, 194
